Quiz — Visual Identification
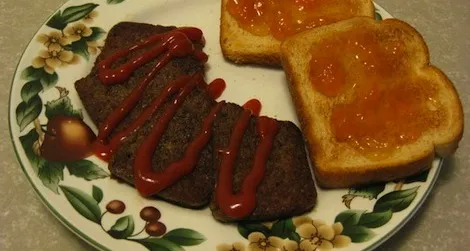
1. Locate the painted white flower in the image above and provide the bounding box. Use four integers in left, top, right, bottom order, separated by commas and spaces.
282, 239, 316, 251
83, 10, 98, 24
86, 40, 101, 55
330, 223, 352, 248
31, 49, 77, 74
293, 216, 351, 250
217, 242, 246, 251
64, 23, 92, 42
248, 232, 283, 251
36, 31, 70, 51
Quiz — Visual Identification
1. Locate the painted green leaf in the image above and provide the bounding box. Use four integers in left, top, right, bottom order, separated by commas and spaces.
237, 222, 270, 239
358, 210, 393, 228
92, 185, 103, 203
63, 44, 73, 51
375, 12, 383, 21
40, 71, 59, 91
107, 0, 126, 4
21, 66, 46, 81
162, 228, 206, 246
66, 159, 108, 181
108, 215, 135, 239
60, 185, 101, 223
70, 39, 90, 60
20, 66, 57, 90
86, 27, 106, 41
270, 218, 298, 241
272, 229, 301, 242
287, 231, 301, 242
349, 183, 386, 200
16, 96, 42, 131
342, 225, 376, 243
61, 3, 99, 24
38, 161, 64, 194
404, 170, 430, 184
335, 210, 366, 227
19, 129, 45, 174
134, 238, 184, 251
21, 81, 43, 103
46, 11, 66, 30
374, 186, 419, 213
45, 96, 82, 120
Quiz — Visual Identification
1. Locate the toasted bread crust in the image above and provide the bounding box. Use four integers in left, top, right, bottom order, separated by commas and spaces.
313, 149, 435, 188
281, 18, 464, 188
220, 0, 280, 66
220, 0, 375, 66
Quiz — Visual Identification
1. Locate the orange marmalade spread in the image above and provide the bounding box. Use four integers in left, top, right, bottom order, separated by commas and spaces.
309, 29, 440, 158
227, 0, 359, 40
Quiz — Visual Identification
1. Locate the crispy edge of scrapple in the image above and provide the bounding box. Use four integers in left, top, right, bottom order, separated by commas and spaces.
210, 103, 317, 222
75, 22, 205, 128
74, 22, 215, 208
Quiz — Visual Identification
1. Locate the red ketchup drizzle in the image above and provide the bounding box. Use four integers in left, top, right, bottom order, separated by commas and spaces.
216, 106, 279, 219
243, 99, 262, 116
131, 76, 196, 195
207, 78, 226, 99
97, 27, 207, 85
92, 27, 206, 161
134, 97, 225, 196
92, 75, 194, 161
92, 27, 225, 197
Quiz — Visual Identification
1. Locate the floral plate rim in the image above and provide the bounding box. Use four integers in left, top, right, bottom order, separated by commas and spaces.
7, 2, 110, 250
362, 161, 442, 251
8, 1, 443, 251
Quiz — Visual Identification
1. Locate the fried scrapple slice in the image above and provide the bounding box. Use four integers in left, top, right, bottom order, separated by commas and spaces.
210, 103, 317, 222
110, 87, 216, 208
75, 22, 216, 208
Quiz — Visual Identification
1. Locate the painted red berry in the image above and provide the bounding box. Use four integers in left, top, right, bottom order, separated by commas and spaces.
145, 221, 166, 237
106, 200, 125, 214
140, 206, 161, 222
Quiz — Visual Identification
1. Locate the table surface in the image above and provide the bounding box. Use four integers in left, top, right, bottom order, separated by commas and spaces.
1, 0, 469, 250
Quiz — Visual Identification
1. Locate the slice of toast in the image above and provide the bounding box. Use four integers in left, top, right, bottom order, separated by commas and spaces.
210, 103, 316, 222
280, 17, 464, 188
220, 0, 375, 66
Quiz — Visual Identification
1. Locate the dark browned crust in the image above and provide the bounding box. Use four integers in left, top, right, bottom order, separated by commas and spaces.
75, 22, 214, 208
210, 103, 317, 222
75, 22, 317, 219
110, 87, 217, 208
75, 22, 204, 128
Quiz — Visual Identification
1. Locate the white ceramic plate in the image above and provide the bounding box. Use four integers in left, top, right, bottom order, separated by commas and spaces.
9, 1, 442, 250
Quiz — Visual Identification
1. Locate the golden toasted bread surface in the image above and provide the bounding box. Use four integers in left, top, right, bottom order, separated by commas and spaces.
280, 17, 464, 188
220, 0, 375, 66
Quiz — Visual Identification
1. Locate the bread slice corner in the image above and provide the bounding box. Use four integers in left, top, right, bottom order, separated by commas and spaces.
219, 0, 281, 66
